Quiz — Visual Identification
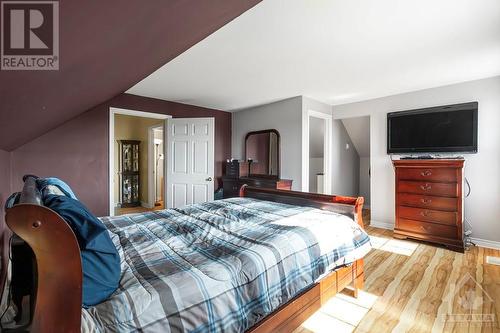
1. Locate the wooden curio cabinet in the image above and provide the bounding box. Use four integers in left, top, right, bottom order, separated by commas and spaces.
118, 140, 140, 207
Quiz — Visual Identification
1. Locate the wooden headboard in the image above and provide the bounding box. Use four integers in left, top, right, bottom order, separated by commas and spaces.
240, 185, 364, 228
5, 175, 82, 332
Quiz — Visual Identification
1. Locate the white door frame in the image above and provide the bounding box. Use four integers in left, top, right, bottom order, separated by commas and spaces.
302, 110, 332, 194
109, 107, 171, 216
148, 125, 164, 208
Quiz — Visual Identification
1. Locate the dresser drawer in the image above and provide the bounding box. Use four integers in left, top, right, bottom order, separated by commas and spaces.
398, 193, 458, 211
223, 180, 241, 198
336, 265, 355, 291
243, 178, 277, 188
397, 167, 457, 183
397, 218, 458, 239
398, 181, 458, 197
398, 206, 457, 226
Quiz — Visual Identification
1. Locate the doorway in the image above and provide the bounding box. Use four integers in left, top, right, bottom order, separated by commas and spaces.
309, 117, 326, 193
109, 108, 170, 216
303, 110, 332, 194
149, 125, 164, 209
340, 115, 371, 217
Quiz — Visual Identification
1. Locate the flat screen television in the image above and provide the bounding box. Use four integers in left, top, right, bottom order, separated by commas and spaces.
387, 102, 478, 154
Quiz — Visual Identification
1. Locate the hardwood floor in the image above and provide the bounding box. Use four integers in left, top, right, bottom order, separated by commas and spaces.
294, 220, 500, 332
115, 204, 164, 215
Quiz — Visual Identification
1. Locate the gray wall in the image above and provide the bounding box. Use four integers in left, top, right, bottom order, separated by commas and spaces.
309, 117, 325, 158
333, 76, 500, 243
332, 120, 360, 197
233, 95, 363, 197
341, 116, 370, 206
359, 157, 370, 206
232, 96, 303, 190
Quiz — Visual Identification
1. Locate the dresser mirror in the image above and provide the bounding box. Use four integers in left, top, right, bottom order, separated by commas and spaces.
245, 129, 280, 178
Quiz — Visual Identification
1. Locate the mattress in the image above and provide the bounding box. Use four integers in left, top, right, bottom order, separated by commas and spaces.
81, 197, 371, 333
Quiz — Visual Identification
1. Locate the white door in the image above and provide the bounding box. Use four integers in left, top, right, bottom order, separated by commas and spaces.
166, 118, 215, 208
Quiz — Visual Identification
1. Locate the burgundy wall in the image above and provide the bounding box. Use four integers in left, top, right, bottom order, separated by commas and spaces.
0, 0, 261, 151
0, 150, 12, 298
10, 93, 231, 217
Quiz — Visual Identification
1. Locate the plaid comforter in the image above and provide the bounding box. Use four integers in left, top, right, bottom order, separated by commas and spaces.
82, 198, 371, 333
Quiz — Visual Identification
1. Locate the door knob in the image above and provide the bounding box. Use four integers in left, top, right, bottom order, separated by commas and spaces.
205, 177, 213, 181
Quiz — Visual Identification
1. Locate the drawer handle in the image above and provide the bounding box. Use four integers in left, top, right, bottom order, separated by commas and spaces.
420, 225, 431, 231
420, 184, 432, 191
421, 170, 432, 177
420, 210, 431, 217
421, 198, 432, 204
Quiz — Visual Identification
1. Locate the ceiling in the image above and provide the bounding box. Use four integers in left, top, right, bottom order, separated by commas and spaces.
342, 116, 370, 158
0, 0, 261, 151
128, 0, 500, 112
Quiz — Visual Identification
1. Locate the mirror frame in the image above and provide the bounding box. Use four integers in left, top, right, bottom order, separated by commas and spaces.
244, 129, 280, 179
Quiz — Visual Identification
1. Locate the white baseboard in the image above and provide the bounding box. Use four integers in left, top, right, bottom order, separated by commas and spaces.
470, 238, 500, 250
369, 220, 394, 230
365, 219, 500, 250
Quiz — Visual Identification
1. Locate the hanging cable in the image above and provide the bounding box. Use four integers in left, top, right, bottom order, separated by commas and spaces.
465, 177, 471, 197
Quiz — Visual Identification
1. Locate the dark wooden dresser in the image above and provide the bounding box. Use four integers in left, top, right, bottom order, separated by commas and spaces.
222, 176, 293, 198
393, 159, 464, 252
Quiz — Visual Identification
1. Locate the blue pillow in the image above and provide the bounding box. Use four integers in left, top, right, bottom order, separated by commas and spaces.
43, 195, 121, 307
36, 177, 78, 200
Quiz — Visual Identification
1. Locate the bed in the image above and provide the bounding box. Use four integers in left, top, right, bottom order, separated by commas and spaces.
4, 178, 371, 333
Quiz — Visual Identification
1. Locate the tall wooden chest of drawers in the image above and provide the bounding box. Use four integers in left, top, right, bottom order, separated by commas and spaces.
393, 159, 464, 252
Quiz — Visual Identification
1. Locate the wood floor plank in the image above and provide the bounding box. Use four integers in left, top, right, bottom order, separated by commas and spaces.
369, 247, 437, 332
294, 217, 500, 333
354, 245, 432, 332
392, 248, 445, 333
431, 247, 466, 333
482, 248, 500, 332
406, 248, 455, 333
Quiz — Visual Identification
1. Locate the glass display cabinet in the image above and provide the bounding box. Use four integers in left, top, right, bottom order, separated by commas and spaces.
118, 140, 140, 207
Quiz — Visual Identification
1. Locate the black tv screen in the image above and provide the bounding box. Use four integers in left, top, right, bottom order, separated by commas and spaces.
387, 102, 478, 154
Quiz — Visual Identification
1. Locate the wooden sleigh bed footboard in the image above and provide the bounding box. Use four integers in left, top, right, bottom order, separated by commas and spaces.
240, 185, 365, 333
4, 177, 365, 333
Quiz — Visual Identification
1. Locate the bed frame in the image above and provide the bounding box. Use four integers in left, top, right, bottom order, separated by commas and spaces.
4, 176, 365, 333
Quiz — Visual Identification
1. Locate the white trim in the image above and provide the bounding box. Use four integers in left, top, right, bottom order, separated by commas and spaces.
302, 110, 332, 194
148, 125, 164, 208
369, 220, 394, 230
365, 223, 500, 251
141, 201, 154, 209
109, 107, 170, 216
471, 238, 500, 250
110, 108, 170, 119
